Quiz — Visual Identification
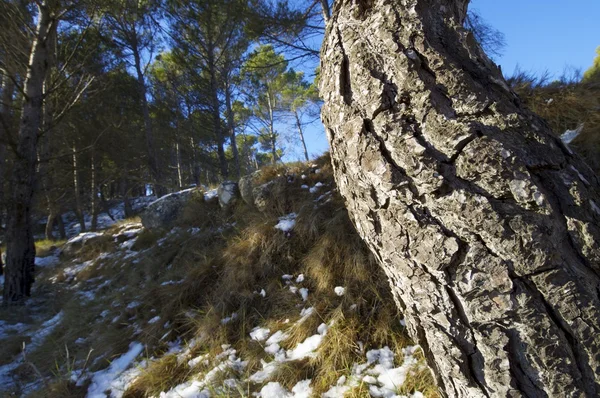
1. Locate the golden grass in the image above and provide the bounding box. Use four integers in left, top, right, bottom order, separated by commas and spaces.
3, 158, 437, 398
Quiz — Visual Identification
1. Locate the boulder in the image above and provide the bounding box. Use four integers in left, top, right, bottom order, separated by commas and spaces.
140, 188, 195, 231
60, 232, 110, 258
239, 174, 256, 207
218, 181, 240, 208
252, 177, 288, 214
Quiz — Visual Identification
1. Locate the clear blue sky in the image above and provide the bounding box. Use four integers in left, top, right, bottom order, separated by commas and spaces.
296, 1, 600, 161
470, 0, 599, 77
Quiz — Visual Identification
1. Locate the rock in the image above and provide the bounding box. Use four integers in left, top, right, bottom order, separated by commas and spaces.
218, 181, 240, 208
239, 174, 256, 207
140, 188, 195, 231
60, 232, 110, 258
252, 177, 288, 214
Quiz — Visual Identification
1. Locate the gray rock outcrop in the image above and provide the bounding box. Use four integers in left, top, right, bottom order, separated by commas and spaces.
140, 189, 195, 231
218, 181, 240, 208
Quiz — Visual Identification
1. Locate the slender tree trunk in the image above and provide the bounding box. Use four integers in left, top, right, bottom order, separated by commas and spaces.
0, 74, 15, 234
210, 65, 228, 178
4, 4, 55, 302
225, 80, 240, 178
72, 142, 86, 233
190, 136, 200, 187
132, 43, 163, 195
320, 0, 331, 22
45, 212, 56, 240
267, 92, 277, 164
175, 138, 183, 189
294, 111, 310, 162
41, 26, 57, 241
56, 214, 66, 240
90, 147, 98, 231
320, 0, 600, 396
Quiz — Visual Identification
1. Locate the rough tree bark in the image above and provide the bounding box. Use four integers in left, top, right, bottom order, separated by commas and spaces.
4, 3, 55, 302
320, 0, 600, 396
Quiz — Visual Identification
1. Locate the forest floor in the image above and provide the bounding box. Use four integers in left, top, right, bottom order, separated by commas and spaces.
0, 158, 437, 398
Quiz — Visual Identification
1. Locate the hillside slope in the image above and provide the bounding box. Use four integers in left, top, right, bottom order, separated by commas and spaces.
0, 157, 436, 398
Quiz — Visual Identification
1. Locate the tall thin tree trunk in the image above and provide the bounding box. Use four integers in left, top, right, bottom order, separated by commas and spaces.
4, 3, 55, 302
267, 92, 277, 164
40, 25, 57, 241
132, 43, 162, 195
0, 73, 15, 217
72, 142, 86, 233
225, 80, 240, 178
90, 147, 98, 231
208, 55, 227, 177
56, 214, 66, 240
294, 111, 310, 162
175, 136, 183, 189
320, 0, 600, 396
0, 74, 15, 235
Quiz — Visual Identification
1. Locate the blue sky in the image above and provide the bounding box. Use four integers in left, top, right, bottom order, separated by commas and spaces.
470, 0, 599, 77
297, 1, 600, 160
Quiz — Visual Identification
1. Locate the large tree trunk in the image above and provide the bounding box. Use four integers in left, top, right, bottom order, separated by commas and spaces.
4, 3, 55, 302
320, 0, 600, 396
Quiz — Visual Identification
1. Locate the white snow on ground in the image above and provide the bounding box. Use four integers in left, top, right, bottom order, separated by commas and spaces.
299, 287, 309, 301
35, 254, 60, 268
147, 188, 196, 209
160, 345, 247, 398
67, 232, 104, 245
561, 124, 584, 144
0, 321, 29, 339
296, 274, 305, 283
29, 311, 64, 350
0, 311, 64, 390
204, 188, 218, 201
323, 345, 423, 398
275, 213, 297, 232
86, 342, 144, 398
52, 260, 94, 283
287, 323, 327, 360
309, 182, 324, 194
148, 316, 161, 324
334, 286, 346, 296
221, 312, 238, 324
126, 301, 141, 309
250, 327, 271, 342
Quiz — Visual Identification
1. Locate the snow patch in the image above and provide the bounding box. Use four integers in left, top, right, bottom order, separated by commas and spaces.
86, 342, 144, 398
275, 213, 297, 232
334, 286, 345, 296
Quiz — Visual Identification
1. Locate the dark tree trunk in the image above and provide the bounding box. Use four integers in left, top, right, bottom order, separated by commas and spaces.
0, 75, 15, 234
294, 111, 310, 162
4, 3, 55, 303
72, 142, 86, 233
56, 213, 66, 240
320, 0, 600, 396
132, 42, 163, 195
225, 80, 240, 178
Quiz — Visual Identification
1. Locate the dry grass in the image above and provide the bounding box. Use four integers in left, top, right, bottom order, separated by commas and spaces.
35, 239, 66, 257
3, 157, 437, 398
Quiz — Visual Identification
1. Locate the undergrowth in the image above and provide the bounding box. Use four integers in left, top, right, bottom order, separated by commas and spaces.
2, 155, 438, 397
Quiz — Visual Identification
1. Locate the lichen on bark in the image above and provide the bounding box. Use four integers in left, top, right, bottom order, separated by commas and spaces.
320, 0, 600, 396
